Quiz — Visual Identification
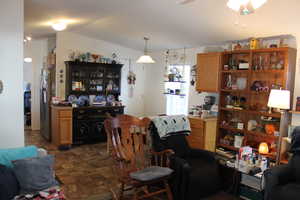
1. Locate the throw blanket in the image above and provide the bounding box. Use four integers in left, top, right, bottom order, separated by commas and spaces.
14, 186, 65, 200
151, 115, 191, 138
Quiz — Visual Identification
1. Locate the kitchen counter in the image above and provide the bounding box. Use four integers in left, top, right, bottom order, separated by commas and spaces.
188, 115, 217, 122
51, 105, 125, 110
51, 105, 73, 110
51, 105, 124, 148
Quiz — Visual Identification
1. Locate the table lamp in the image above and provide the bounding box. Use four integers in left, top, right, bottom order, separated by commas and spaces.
267, 89, 290, 164
259, 142, 269, 154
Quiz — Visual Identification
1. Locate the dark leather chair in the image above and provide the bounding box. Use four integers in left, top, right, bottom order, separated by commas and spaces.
264, 155, 300, 200
150, 124, 221, 200
264, 127, 300, 200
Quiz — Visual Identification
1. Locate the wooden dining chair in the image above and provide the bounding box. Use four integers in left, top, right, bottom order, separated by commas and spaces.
104, 114, 174, 200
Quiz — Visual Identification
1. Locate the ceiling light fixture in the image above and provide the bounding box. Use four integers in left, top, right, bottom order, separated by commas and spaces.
136, 37, 155, 64
227, 0, 267, 15
52, 22, 67, 31
24, 57, 33, 63
26, 36, 32, 41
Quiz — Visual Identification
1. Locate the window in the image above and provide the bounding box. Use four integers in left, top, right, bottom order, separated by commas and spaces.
165, 65, 190, 115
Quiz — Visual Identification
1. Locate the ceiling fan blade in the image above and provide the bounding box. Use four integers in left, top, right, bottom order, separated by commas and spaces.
176, 0, 196, 5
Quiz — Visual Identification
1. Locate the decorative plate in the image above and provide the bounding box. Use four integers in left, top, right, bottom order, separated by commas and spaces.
78, 95, 89, 103
106, 95, 115, 102
68, 95, 77, 103
94, 95, 106, 102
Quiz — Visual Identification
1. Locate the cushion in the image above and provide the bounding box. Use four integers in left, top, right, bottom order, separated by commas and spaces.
0, 164, 20, 200
0, 146, 38, 168
12, 155, 58, 194
290, 155, 300, 182
270, 183, 300, 200
163, 135, 191, 158
187, 158, 221, 198
130, 166, 173, 182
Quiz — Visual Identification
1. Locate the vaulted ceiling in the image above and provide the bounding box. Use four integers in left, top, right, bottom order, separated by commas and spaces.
25, 0, 300, 51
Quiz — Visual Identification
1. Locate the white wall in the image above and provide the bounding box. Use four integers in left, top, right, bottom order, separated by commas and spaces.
0, 0, 24, 148
24, 40, 48, 130
144, 47, 219, 116
56, 32, 146, 116
23, 61, 33, 90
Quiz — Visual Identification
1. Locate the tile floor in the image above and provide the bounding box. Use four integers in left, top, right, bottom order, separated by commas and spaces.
25, 129, 238, 200
25, 129, 117, 200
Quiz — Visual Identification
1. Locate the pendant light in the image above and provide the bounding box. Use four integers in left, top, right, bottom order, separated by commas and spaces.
136, 37, 155, 64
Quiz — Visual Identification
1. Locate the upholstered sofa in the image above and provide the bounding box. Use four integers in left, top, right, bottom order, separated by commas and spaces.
0, 146, 65, 200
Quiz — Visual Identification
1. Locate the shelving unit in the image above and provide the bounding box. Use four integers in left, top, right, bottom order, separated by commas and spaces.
216, 47, 297, 164
164, 81, 186, 83
289, 110, 300, 114
163, 93, 186, 96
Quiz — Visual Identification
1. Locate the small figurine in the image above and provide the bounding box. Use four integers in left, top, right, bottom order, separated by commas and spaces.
127, 71, 136, 85
234, 42, 242, 50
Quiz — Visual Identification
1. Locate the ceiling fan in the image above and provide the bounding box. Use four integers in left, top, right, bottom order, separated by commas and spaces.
176, 0, 268, 15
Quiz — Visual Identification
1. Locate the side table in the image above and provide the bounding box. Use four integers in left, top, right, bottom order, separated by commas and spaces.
216, 155, 264, 200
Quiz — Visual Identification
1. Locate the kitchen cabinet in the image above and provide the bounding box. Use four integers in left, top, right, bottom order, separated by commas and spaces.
196, 53, 222, 93
186, 117, 217, 152
51, 106, 73, 147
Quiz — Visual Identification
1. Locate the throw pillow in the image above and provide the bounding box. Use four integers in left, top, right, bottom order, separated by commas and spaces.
0, 145, 38, 168
12, 155, 59, 194
0, 164, 20, 200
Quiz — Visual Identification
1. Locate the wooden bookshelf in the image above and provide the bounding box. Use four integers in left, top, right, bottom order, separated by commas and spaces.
289, 110, 300, 114
216, 47, 297, 164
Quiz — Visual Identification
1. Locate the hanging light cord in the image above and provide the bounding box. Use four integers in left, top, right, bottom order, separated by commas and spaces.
144, 37, 149, 55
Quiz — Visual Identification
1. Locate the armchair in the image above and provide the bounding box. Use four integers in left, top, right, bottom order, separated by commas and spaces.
264, 126, 300, 200
150, 124, 221, 200
264, 155, 300, 200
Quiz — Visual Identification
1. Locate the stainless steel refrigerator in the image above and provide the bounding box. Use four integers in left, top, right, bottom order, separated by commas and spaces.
40, 66, 56, 141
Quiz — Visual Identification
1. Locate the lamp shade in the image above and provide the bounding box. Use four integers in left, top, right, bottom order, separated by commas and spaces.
267, 89, 290, 110
136, 55, 155, 64
259, 142, 269, 154
136, 37, 156, 64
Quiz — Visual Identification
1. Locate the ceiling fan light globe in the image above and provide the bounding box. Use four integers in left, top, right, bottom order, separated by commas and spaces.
52, 22, 67, 31
227, 0, 241, 11
251, 0, 267, 9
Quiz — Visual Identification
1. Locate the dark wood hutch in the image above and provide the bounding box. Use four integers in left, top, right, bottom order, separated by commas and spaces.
51, 61, 124, 148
